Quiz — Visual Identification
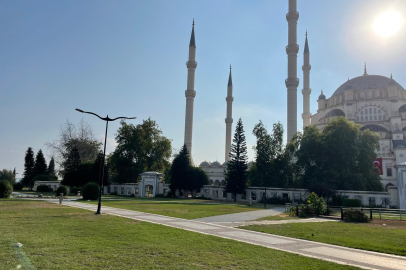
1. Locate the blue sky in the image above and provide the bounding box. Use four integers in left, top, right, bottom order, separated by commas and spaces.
2, 0, 406, 174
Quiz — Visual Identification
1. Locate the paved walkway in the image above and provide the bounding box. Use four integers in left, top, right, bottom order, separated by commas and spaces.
56, 200, 406, 270
193, 207, 285, 223
209, 217, 340, 228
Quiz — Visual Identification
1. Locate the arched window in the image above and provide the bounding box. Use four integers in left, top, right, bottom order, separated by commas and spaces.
379, 115, 382, 120
361, 116, 364, 121
361, 111, 363, 115
369, 108, 372, 114
374, 108, 377, 114
370, 116, 372, 121
357, 117, 359, 121
374, 115, 377, 120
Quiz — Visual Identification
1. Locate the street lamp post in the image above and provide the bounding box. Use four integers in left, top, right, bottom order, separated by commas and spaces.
75, 108, 136, 214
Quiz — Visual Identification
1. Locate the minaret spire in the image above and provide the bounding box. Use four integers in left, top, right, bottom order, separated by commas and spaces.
184, 19, 197, 163
225, 65, 234, 162
363, 62, 368, 76
302, 30, 311, 127
286, 0, 299, 141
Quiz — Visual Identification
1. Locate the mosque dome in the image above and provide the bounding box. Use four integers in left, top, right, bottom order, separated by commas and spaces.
331, 75, 404, 97
318, 90, 326, 100
199, 161, 210, 167
211, 161, 221, 167
222, 161, 228, 166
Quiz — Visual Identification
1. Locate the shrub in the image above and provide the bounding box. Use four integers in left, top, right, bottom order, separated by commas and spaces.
299, 211, 308, 218
343, 210, 370, 223
37, 184, 51, 193
56, 185, 68, 196
13, 182, 24, 191
289, 206, 296, 217
343, 198, 361, 207
83, 182, 99, 200
0, 180, 13, 198
307, 192, 325, 215
261, 195, 291, 205
70, 187, 83, 195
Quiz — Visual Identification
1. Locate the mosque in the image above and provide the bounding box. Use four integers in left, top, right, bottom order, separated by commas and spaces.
179, 0, 405, 206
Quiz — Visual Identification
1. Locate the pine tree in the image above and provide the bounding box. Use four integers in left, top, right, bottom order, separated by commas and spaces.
33, 149, 47, 177
22, 147, 35, 188
47, 157, 56, 176
225, 118, 248, 202
64, 148, 81, 172
169, 145, 192, 194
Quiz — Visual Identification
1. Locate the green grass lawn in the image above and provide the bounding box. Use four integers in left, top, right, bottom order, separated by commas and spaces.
81, 197, 274, 219
242, 221, 406, 256
0, 200, 359, 270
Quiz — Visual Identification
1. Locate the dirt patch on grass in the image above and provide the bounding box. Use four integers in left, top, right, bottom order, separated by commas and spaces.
364, 219, 406, 229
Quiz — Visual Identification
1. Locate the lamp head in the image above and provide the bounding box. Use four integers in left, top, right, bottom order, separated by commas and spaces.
75, 108, 84, 113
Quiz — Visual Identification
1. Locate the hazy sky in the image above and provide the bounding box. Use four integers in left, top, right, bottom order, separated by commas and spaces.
2, 0, 406, 174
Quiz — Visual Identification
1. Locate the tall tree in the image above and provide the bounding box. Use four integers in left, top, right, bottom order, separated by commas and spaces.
108, 118, 172, 183
47, 157, 56, 176
33, 149, 47, 177
46, 119, 102, 173
225, 118, 248, 202
169, 145, 192, 193
22, 147, 35, 188
92, 152, 109, 186
294, 117, 383, 191
61, 148, 82, 187
168, 145, 207, 195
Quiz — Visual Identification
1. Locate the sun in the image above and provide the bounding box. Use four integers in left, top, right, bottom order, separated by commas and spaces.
374, 10, 403, 37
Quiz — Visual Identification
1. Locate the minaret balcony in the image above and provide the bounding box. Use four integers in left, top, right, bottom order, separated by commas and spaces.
286, 11, 299, 22
285, 77, 299, 87
185, 89, 196, 98
186, 61, 197, 69
302, 65, 311, 71
226, 96, 234, 102
286, 44, 299, 54
301, 88, 311, 95
225, 118, 233, 124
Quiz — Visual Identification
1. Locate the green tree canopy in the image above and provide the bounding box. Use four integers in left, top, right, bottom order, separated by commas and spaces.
294, 117, 383, 191
0, 169, 15, 185
61, 148, 82, 187
22, 147, 35, 188
46, 119, 102, 173
225, 118, 248, 201
168, 145, 208, 194
33, 149, 47, 177
108, 118, 172, 183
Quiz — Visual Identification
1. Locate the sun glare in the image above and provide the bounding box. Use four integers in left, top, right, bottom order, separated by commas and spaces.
374, 11, 403, 37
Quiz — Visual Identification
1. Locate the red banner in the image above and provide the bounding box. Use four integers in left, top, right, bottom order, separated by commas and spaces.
373, 158, 383, 175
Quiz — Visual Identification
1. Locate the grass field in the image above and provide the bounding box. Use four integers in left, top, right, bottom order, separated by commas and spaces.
81, 197, 272, 219
242, 220, 406, 256
0, 200, 360, 270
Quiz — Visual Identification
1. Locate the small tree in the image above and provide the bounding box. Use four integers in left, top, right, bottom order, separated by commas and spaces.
62, 148, 81, 187
0, 169, 15, 185
47, 157, 56, 176
22, 147, 35, 189
307, 192, 325, 216
225, 118, 248, 202
33, 149, 47, 178
83, 182, 99, 200
0, 180, 13, 198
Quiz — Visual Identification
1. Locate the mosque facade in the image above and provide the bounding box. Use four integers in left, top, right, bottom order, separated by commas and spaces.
180, 0, 404, 205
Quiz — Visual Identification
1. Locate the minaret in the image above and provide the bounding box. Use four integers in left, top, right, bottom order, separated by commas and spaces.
225, 65, 234, 162
302, 31, 311, 127
286, 0, 299, 142
184, 19, 197, 161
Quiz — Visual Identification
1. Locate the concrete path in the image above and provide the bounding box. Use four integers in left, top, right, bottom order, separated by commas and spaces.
56, 200, 406, 270
193, 207, 285, 223
211, 217, 340, 228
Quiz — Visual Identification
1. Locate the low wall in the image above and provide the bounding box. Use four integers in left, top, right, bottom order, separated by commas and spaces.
103, 182, 398, 207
